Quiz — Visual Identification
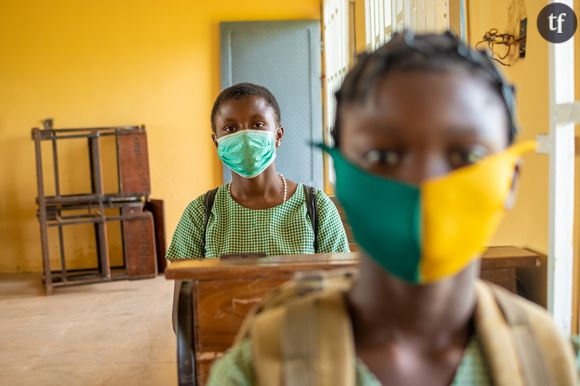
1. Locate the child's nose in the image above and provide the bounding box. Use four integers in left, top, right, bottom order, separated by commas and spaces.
239, 123, 254, 131
401, 152, 451, 186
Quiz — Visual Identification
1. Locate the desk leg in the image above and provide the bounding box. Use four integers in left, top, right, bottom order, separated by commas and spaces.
177, 281, 196, 386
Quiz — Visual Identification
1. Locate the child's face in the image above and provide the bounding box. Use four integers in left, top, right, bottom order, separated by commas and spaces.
339, 70, 510, 186
213, 96, 280, 141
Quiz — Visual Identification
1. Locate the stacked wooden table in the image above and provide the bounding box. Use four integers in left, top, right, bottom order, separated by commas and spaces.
32, 119, 159, 294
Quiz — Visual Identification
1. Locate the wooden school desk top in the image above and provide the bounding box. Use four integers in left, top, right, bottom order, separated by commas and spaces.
165, 246, 540, 281
164, 252, 358, 281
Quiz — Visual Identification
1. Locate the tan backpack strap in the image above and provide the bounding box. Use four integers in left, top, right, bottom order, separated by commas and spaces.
490, 284, 552, 386
281, 294, 320, 385
252, 305, 285, 386
245, 270, 357, 386
475, 281, 525, 386
281, 291, 356, 386
476, 280, 576, 386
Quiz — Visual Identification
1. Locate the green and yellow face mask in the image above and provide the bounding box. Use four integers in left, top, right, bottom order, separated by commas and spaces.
323, 141, 536, 285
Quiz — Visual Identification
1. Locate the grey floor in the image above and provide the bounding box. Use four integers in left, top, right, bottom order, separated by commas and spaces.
0, 274, 177, 386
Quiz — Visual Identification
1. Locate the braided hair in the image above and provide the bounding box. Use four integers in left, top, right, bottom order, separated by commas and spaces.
332, 31, 518, 147
211, 83, 281, 132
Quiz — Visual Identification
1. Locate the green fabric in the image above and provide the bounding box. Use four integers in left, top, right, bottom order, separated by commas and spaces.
217, 130, 277, 178
451, 338, 492, 385
206, 337, 491, 386
166, 183, 350, 259
325, 145, 422, 283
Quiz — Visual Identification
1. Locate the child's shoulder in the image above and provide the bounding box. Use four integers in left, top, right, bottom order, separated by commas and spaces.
183, 185, 228, 213
309, 186, 338, 209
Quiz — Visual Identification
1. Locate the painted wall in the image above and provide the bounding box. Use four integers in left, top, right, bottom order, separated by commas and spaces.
469, 0, 580, 315
0, 0, 321, 272
468, 0, 551, 253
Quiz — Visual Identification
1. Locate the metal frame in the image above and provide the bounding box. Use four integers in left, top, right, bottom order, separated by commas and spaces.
32, 119, 152, 294
546, 0, 577, 334
177, 281, 197, 386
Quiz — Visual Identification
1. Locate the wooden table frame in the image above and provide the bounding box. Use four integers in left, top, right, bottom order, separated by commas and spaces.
176, 281, 196, 386
167, 247, 542, 386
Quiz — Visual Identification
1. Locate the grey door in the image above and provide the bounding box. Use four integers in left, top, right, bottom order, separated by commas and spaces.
220, 20, 323, 189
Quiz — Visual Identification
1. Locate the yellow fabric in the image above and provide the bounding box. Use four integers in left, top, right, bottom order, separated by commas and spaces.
420, 141, 536, 282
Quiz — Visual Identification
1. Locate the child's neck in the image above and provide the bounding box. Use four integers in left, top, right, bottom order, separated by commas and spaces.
347, 256, 478, 350
229, 165, 280, 199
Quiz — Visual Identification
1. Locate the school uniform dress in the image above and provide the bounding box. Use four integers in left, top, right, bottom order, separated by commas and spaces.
166, 183, 350, 259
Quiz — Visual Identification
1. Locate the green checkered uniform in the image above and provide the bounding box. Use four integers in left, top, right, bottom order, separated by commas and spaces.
166, 184, 349, 259
207, 337, 491, 386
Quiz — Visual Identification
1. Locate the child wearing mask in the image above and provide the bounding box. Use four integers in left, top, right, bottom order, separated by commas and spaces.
166, 83, 349, 259
206, 32, 577, 386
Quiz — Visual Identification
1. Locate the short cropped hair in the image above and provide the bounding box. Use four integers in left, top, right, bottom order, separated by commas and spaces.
210, 83, 281, 132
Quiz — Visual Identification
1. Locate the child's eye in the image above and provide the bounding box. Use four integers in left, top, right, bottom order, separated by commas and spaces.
254, 122, 266, 128
223, 125, 236, 133
364, 149, 400, 167
448, 145, 489, 168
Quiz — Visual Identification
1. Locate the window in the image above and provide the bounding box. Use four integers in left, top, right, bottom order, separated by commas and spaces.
323, 0, 351, 141
321, 0, 465, 186
365, 0, 451, 50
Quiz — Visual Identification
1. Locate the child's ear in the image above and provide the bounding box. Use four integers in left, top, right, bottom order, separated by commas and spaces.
504, 162, 521, 210
211, 133, 218, 148
275, 126, 285, 148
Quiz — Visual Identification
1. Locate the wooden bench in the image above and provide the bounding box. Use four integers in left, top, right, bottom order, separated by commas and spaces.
165, 248, 541, 386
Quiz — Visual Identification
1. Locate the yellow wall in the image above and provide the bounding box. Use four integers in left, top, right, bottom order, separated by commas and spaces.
468, 0, 551, 253
0, 0, 321, 272
469, 0, 580, 314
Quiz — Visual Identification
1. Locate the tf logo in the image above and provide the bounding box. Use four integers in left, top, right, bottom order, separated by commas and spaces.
538, 3, 577, 43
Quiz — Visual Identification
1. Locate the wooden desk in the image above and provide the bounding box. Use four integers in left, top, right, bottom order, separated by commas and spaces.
167, 253, 357, 386
480, 246, 542, 294
166, 247, 542, 386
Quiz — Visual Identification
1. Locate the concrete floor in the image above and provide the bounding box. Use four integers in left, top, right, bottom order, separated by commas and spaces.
0, 274, 177, 386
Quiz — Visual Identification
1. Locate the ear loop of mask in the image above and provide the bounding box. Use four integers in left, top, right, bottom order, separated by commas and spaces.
503, 160, 520, 210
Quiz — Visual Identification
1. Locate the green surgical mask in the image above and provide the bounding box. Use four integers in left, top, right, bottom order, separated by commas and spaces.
217, 130, 277, 178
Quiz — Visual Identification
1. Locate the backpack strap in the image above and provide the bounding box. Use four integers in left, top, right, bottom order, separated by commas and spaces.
303, 185, 319, 252
236, 270, 357, 386
490, 285, 551, 386
281, 290, 355, 386
475, 280, 576, 386
202, 188, 219, 257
